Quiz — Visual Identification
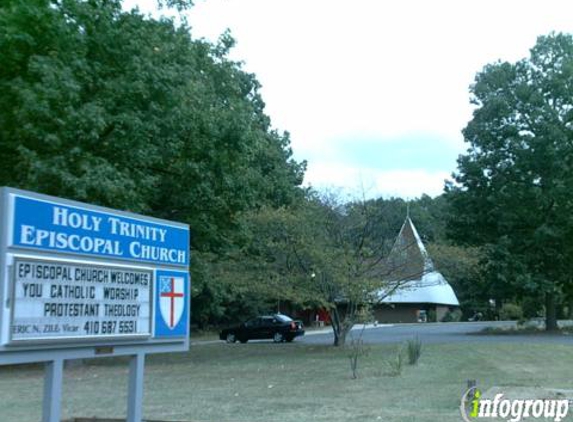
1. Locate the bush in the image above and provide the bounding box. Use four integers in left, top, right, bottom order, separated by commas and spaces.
347, 338, 369, 379
522, 297, 542, 319
499, 303, 523, 321
386, 345, 405, 376
441, 309, 462, 322
427, 309, 437, 322
406, 336, 422, 365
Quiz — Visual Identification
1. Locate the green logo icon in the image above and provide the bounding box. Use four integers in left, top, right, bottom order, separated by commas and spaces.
470, 389, 482, 418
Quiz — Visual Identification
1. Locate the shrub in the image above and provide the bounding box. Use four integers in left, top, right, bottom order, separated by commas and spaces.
347, 337, 369, 379
386, 345, 405, 376
427, 309, 437, 322
406, 335, 422, 365
442, 309, 462, 322
499, 303, 523, 321
522, 297, 542, 318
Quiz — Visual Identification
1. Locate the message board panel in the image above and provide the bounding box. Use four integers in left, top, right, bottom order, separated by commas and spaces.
11, 258, 151, 343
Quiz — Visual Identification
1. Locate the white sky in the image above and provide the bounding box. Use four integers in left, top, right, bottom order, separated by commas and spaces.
125, 0, 573, 198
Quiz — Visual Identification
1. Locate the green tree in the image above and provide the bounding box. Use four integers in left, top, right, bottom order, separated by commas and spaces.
241, 192, 421, 346
428, 243, 486, 319
446, 33, 573, 330
0, 0, 306, 325
365, 194, 449, 247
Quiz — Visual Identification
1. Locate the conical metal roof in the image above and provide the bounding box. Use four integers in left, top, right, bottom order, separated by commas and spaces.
385, 217, 434, 282
379, 217, 459, 306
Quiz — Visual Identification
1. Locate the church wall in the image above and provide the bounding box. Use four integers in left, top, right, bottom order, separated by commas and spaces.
373, 304, 422, 323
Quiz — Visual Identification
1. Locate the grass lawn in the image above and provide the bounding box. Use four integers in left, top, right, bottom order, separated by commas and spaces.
1, 342, 572, 422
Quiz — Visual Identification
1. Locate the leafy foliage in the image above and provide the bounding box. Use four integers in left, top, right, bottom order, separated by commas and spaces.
238, 191, 443, 345
428, 243, 485, 319
446, 33, 573, 330
0, 0, 305, 326
499, 303, 524, 321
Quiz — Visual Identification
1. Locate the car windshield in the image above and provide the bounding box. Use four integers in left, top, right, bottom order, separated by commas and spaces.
274, 314, 293, 322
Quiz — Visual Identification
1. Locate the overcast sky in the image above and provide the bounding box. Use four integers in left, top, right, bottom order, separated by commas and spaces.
125, 0, 573, 199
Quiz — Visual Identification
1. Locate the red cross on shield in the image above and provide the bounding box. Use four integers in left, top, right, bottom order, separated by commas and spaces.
159, 276, 185, 329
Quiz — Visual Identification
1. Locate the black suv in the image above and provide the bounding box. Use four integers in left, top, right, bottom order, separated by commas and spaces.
219, 314, 305, 343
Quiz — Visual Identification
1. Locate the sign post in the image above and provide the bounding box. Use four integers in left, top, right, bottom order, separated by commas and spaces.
43, 358, 64, 422
0, 187, 191, 422
127, 353, 145, 422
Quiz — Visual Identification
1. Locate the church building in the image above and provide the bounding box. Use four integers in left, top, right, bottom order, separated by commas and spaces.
374, 216, 459, 323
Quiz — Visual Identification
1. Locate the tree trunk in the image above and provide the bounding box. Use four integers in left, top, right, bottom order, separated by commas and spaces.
338, 325, 349, 346
330, 307, 342, 346
545, 292, 558, 332
329, 306, 353, 347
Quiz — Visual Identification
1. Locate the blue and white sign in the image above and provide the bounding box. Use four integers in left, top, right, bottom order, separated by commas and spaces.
11, 195, 189, 267
0, 187, 191, 362
154, 270, 189, 338
0, 188, 192, 422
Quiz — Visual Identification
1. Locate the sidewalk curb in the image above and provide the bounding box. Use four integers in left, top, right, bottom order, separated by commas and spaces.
191, 323, 395, 344
305, 323, 394, 336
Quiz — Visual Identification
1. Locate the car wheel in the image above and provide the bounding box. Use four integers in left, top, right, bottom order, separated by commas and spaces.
285, 336, 294, 342
273, 332, 284, 343
226, 333, 236, 343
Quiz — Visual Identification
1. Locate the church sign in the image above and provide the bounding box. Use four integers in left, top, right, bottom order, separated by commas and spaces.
0, 187, 191, 422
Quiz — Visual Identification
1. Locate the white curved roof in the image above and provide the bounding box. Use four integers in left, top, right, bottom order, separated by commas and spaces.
379, 271, 460, 306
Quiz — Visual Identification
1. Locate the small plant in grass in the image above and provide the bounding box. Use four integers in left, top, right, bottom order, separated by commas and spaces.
347, 337, 369, 379
385, 345, 405, 376
406, 335, 422, 365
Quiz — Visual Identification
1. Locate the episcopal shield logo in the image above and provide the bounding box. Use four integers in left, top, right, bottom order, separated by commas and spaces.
159, 276, 185, 329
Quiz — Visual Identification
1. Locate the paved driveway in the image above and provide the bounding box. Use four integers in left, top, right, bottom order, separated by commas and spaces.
299, 321, 573, 345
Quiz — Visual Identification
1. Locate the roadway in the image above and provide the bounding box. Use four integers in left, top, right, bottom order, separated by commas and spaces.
298, 321, 573, 345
